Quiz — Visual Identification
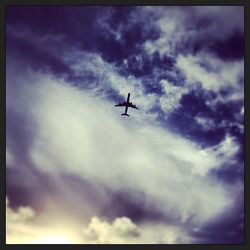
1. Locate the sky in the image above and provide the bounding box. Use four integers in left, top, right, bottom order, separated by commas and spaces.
6, 6, 244, 244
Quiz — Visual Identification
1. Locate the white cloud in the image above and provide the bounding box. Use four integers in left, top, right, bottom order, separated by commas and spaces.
6, 196, 192, 244
6, 196, 86, 244
62, 50, 158, 122
6, 7, 244, 244
6, 196, 193, 244
195, 115, 216, 131
177, 53, 244, 98
6, 198, 35, 223
159, 79, 188, 113
209, 134, 240, 162
138, 6, 244, 105
82, 216, 195, 244
142, 6, 243, 57
6, 197, 36, 244
6, 69, 241, 230
142, 7, 190, 56
82, 216, 140, 243
176, 52, 244, 93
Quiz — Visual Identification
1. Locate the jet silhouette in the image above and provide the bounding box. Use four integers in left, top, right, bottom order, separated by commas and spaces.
115, 93, 139, 116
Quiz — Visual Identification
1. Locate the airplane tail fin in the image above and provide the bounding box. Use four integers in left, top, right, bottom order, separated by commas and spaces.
121, 113, 129, 116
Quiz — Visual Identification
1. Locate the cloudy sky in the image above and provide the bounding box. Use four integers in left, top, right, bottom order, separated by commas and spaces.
6, 6, 244, 244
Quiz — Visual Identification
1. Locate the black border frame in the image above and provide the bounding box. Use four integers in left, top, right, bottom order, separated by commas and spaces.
1, 0, 248, 249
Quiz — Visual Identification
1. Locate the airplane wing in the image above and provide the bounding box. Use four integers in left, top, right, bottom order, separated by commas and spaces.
115, 102, 127, 107
128, 103, 139, 109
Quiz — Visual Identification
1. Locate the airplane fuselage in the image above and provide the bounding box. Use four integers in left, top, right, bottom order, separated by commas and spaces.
122, 93, 131, 116
115, 92, 138, 116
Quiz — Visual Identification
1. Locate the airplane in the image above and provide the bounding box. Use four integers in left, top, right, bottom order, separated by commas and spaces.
115, 92, 139, 116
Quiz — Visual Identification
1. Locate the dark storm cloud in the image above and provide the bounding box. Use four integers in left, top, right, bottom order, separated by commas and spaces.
164, 89, 222, 146
206, 30, 244, 61
7, 163, 116, 220
6, 167, 59, 211
94, 6, 136, 62
7, 31, 72, 77
210, 162, 243, 184
180, 28, 244, 61
7, 101, 61, 211
6, 28, 122, 102
165, 6, 244, 60
164, 87, 244, 148
93, 6, 161, 63
191, 199, 244, 244
6, 5, 244, 67
102, 189, 168, 224
7, 169, 33, 208
6, 106, 37, 165
6, 6, 99, 51
6, 6, 159, 65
